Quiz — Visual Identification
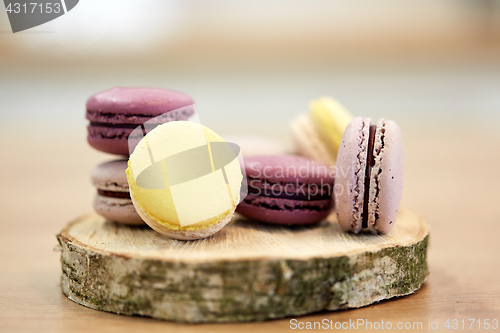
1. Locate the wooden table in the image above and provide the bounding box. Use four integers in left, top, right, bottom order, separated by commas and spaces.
1, 123, 499, 332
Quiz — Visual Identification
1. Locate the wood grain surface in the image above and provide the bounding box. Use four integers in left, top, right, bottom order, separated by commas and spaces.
61, 209, 427, 261
1, 123, 499, 332
56, 210, 428, 322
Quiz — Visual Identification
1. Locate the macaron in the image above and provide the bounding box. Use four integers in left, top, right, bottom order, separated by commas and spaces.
86, 87, 195, 156
236, 155, 335, 225
91, 159, 144, 225
291, 97, 352, 166
127, 121, 242, 240
335, 117, 404, 234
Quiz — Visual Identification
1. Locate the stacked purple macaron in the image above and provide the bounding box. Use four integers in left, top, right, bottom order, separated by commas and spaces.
86, 87, 195, 225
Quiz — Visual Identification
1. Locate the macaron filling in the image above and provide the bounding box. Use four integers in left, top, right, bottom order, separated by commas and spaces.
362, 125, 377, 228
242, 195, 332, 212
97, 189, 131, 199
335, 116, 402, 234
237, 155, 335, 225
89, 122, 142, 129
86, 108, 195, 125
86, 87, 196, 156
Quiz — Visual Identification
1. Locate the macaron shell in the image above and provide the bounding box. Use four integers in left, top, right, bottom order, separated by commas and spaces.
131, 194, 235, 240
91, 159, 144, 224
93, 195, 144, 225
309, 97, 352, 161
244, 155, 335, 185
127, 121, 241, 229
87, 136, 129, 156
86, 109, 196, 156
91, 159, 129, 191
334, 116, 370, 233
86, 87, 195, 155
238, 155, 334, 225
247, 178, 333, 201
86, 87, 194, 116
236, 195, 333, 225
367, 119, 404, 234
290, 114, 336, 167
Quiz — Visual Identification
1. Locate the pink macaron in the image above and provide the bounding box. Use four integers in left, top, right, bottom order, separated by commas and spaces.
335, 117, 404, 234
91, 159, 144, 225
86, 87, 195, 155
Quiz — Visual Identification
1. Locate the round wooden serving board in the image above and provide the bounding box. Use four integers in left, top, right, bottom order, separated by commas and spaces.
56, 209, 429, 323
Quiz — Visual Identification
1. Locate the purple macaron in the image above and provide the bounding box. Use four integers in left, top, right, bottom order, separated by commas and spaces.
335, 117, 404, 234
236, 155, 335, 225
86, 87, 195, 155
91, 159, 144, 225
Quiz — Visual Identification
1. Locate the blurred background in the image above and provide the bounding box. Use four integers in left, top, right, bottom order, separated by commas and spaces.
2, 0, 500, 223
1, 0, 500, 218
1, 0, 500, 135
1, 2, 500, 330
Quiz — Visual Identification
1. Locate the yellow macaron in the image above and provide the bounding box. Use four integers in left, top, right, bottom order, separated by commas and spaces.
291, 97, 352, 165
126, 121, 242, 240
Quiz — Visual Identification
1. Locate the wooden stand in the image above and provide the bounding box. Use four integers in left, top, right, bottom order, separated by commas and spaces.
56, 209, 429, 323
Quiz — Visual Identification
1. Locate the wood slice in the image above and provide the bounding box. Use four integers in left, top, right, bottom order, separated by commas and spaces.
56, 209, 429, 323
